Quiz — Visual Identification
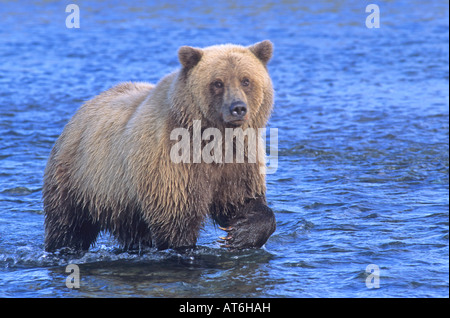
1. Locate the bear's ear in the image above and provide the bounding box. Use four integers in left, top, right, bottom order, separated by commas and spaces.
178, 46, 203, 69
249, 40, 273, 65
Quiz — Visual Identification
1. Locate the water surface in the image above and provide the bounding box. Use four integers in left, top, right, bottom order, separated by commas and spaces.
0, 0, 448, 297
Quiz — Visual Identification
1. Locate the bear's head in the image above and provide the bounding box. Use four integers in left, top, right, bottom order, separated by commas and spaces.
177, 40, 273, 129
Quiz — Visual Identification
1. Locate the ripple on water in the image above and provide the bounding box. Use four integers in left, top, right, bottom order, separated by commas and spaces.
0, 0, 448, 298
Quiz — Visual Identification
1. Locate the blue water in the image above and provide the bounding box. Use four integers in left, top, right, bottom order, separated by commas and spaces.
0, 0, 448, 298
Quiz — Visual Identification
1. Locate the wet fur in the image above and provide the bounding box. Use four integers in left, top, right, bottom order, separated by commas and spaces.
43, 41, 276, 251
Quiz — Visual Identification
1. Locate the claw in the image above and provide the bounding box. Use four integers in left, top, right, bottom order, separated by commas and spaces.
218, 238, 231, 248
218, 227, 234, 248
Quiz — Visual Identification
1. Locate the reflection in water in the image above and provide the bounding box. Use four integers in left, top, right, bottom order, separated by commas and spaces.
43, 247, 276, 297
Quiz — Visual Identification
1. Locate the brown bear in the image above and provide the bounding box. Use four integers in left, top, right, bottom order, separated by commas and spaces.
43, 40, 276, 252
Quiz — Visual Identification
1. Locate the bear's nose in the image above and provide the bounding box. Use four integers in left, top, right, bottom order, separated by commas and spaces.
230, 101, 247, 118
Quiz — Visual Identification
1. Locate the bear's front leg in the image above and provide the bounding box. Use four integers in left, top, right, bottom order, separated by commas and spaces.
216, 197, 276, 249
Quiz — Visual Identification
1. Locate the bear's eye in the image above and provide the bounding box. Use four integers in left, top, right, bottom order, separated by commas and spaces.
241, 78, 250, 87
213, 80, 224, 89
